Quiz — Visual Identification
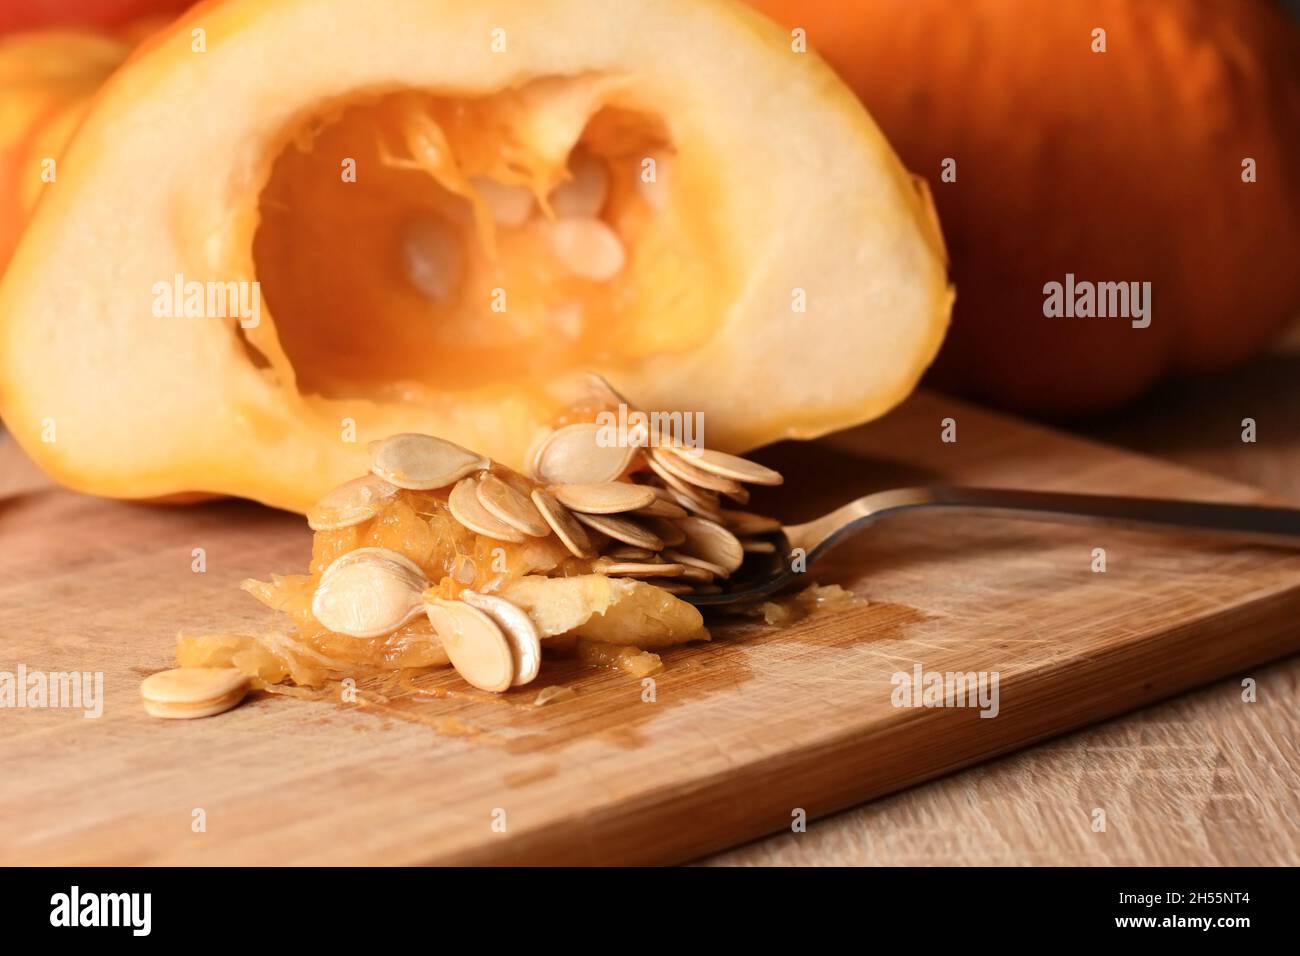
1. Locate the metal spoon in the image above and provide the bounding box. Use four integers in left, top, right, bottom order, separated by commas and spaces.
682, 486, 1300, 607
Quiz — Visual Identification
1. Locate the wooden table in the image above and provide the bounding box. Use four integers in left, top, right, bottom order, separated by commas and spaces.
707, 337, 1300, 866
3, 344, 1297, 866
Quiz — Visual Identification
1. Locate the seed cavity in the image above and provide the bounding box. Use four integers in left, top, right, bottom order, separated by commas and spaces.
549, 149, 609, 219
400, 215, 463, 301
471, 175, 535, 226
542, 218, 625, 282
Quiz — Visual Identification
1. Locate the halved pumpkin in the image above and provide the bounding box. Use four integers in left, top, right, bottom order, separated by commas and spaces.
0, 0, 950, 514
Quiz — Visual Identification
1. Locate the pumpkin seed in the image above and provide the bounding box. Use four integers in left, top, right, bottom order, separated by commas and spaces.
662, 445, 784, 486
530, 488, 596, 558
424, 598, 515, 693
650, 445, 743, 495
471, 175, 534, 226
641, 516, 687, 548
533, 422, 634, 485
459, 590, 542, 686
549, 149, 609, 219
554, 481, 656, 515
477, 473, 549, 537
643, 579, 693, 595
140, 667, 249, 719
720, 509, 782, 535
449, 477, 528, 543
634, 496, 689, 519
742, 539, 777, 554
542, 218, 625, 281
607, 545, 656, 561
676, 516, 744, 574
400, 215, 463, 301
664, 548, 730, 579
646, 465, 722, 518
676, 565, 715, 583
572, 511, 664, 550
597, 561, 686, 578
307, 474, 399, 531
371, 433, 489, 490
311, 547, 429, 638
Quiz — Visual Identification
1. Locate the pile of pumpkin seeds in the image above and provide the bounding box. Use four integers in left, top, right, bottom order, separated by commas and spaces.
145, 385, 786, 710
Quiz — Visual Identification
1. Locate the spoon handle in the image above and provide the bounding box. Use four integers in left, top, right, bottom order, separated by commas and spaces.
784, 486, 1300, 562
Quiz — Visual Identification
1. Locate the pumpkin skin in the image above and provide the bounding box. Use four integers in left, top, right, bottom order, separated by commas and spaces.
0, 0, 951, 514
0, 1, 195, 34
748, 0, 1300, 414
0, 30, 133, 270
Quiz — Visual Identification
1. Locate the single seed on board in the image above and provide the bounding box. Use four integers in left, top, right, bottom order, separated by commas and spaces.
140, 667, 249, 720
650, 445, 743, 495
676, 516, 745, 574
459, 590, 542, 686
662, 445, 784, 486
311, 547, 429, 638
721, 509, 782, 536
400, 215, 463, 301
634, 496, 689, 519
530, 488, 596, 558
533, 422, 634, 485
571, 511, 664, 550
554, 481, 656, 515
642, 516, 687, 548
477, 474, 550, 537
542, 218, 625, 282
549, 149, 609, 219
742, 539, 777, 554
371, 433, 489, 490
471, 175, 534, 226
449, 477, 528, 543
307, 474, 399, 531
424, 599, 515, 693
664, 549, 730, 580
597, 561, 686, 579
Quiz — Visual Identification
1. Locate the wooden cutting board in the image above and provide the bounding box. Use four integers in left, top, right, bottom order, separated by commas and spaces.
3, 390, 1299, 865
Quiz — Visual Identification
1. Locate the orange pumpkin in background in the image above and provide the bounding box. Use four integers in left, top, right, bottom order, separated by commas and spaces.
748, 0, 1300, 415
